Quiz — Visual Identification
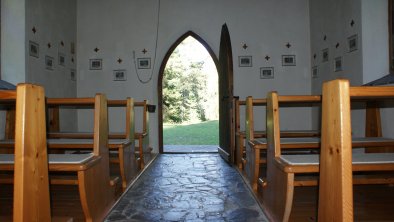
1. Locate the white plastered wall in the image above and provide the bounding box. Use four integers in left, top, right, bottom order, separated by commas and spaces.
76, 0, 312, 152
310, 0, 391, 138
25, 0, 78, 132
0, 0, 78, 137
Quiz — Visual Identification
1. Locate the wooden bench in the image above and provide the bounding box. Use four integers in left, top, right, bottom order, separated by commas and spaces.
261, 81, 394, 222
0, 93, 118, 222
47, 99, 150, 169
45, 97, 136, 190
244, 95, 320, 191
0, 84, 52, 221
318, 79, 394, 221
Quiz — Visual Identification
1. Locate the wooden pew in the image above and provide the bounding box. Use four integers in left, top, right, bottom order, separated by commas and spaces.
46, 97, 136, 190
233, 97, 267, 170
244, 96, 320, 191
47, 99, 150, 169
261, 84, 394, 222
0, 94, 118, 222
0, 84, 51, 221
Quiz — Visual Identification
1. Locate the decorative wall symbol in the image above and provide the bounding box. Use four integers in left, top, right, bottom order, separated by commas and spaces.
60, 41, 64, 47
32, 27, 37, 34
242, 43, 248, 49
113, 70, 127, 81
117, 58, 123, 64
312, 66, 318, 78
29, 41, 39, 58
94, 47, 100, 52
47, 43, 51, 48
282, 55, 296, 66
58, 53, 65, 66
71, 57, 74, 63
323, 35, 327, 41
335, 43, 340, 48
350, 20, 355, 27
286, 42, 291, 48
265, 55, 271, 61
142, 49, 147, 54
89, 59, 102, 70
348, 34, 358, 52
322, 48, 329, 62
260, 67, 274, 79
45, 56, 54, 70
313, 54, 317, 59
137, 58, 151, 69
238, 56, 252, 67
334, 56, 343, 72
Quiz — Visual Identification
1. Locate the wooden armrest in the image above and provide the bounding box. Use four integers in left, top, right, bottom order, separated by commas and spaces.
48, 156, 102, 171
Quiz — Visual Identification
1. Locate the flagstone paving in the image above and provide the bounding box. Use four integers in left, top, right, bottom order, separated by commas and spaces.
105, 154, 268, 222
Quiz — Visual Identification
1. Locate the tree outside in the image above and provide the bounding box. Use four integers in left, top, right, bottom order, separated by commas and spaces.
163, 36, 219, 145
163, 36, 218, 124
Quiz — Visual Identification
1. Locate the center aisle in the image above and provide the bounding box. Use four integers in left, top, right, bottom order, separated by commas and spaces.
105, 154, 268, 221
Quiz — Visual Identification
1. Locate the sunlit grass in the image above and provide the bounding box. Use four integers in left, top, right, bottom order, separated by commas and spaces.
163, 120, 219, 145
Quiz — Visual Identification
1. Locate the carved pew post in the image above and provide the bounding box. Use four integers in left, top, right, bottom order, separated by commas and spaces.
13, 84, 51, 222
318, 79, 353, 221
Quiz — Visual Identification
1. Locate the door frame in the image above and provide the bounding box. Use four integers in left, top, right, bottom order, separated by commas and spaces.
157, 31, 219, 153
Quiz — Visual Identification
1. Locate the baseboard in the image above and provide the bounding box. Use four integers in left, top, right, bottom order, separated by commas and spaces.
218, 147, 230, 162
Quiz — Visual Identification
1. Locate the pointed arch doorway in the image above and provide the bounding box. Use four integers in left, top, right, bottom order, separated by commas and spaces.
158, 28, 233, 159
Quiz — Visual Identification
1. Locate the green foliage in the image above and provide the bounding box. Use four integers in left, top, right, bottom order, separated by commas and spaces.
163, 120, 219, 145
163, 45, 212, 123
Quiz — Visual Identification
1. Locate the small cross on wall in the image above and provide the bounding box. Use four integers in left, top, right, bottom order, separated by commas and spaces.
286, 42, 291, 48
242, 43, 248, 49
94, 47, 99, 52
32, 26, 37, 34
142, 49, 147, 54
117, 58, 123, 64
265, 55, 271, 61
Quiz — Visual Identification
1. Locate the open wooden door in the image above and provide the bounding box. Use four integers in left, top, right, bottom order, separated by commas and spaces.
218, 24, 234, 162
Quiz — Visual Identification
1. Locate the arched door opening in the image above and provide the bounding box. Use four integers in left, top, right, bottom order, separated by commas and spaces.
158, 31, 220, 153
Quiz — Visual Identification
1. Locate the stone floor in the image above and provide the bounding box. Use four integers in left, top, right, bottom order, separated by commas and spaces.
105, 154, 268, 222
163, 145, 218, 153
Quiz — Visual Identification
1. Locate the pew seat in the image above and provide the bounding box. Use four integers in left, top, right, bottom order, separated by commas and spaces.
0, 94, 117, 222
0, 137, 133, 190
261, 86, 394, 222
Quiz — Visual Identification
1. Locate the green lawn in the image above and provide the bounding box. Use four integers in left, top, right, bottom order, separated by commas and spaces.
163, 120, 219, 145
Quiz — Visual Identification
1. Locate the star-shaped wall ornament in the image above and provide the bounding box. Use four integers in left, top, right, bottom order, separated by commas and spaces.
286, 42, 291, 48
32, 26, 37, 34
265, 55, 271, 61
117, 58, 123, 64
142, 49, 147, 54
242, 43, 248, 49
350, 20, 355, 27
94, 47, 99, 52
47, 43, 51, 48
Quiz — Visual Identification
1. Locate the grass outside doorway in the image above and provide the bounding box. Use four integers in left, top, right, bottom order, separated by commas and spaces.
163, 120, 219, 145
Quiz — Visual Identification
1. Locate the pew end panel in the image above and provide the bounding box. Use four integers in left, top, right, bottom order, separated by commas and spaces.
12, 84, 52, 222
318, 79, 354, 221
